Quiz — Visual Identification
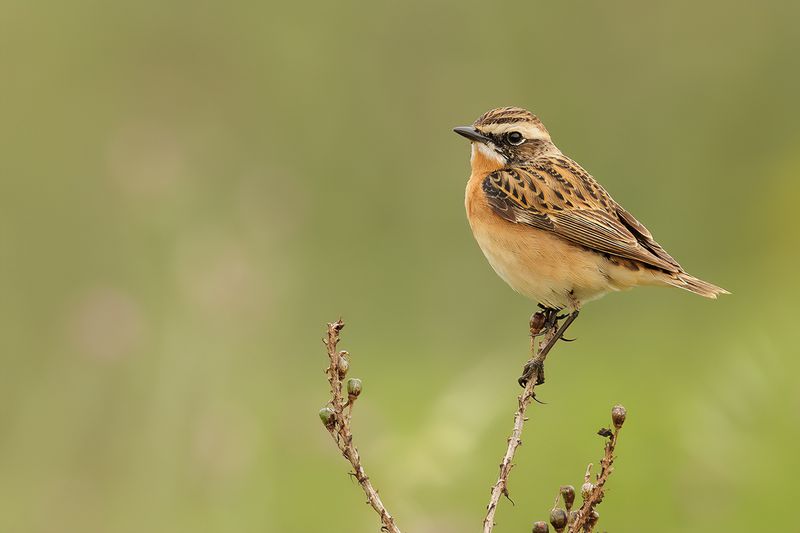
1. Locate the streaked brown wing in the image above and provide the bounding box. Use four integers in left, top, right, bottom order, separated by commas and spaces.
482, 156, 682, 272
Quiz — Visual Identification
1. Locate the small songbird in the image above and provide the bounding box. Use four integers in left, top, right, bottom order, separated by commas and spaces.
455, 107, 728, 384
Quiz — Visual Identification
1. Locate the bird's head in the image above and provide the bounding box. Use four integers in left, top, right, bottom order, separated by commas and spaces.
454, 107, 554, 173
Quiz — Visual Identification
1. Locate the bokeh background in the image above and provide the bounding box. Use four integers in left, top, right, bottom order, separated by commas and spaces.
2, 1, 799, 532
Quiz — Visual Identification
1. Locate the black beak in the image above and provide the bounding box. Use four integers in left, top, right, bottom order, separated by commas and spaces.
453, 126, 491, 143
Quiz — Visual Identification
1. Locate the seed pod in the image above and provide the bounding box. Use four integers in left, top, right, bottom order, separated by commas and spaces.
611, 404, 627, 429
560, 485, 575, 510
587, 510, 600, 527
581, 482, 594, 499
347, 378, 363, 400
318, 407, 335, 428
532, 521, 549, 533
530, 312, 546, 335
549, 508, 568, 531
337, 356, 349, 377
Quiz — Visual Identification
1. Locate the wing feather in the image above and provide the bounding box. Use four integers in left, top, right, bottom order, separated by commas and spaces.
482, 157, 681, 272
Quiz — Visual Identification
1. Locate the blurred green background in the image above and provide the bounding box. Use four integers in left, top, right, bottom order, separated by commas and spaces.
2, 1, 799, 532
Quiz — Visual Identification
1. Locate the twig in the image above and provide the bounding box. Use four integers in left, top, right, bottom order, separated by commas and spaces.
316, 316, 626, 533
482, 312, 568, 533
569, 405, 626, 532
320, 319, 401, 533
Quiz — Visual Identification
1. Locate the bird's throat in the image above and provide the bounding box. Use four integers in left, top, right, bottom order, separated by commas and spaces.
470, 143, 506, 175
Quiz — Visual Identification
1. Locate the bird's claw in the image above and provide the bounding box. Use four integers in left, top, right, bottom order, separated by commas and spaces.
518, 359, 545, 388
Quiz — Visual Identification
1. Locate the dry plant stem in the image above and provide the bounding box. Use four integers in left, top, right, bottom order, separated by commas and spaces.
482, 319, 561, 533
569, 427, 621, 532
323, 320, 401, 533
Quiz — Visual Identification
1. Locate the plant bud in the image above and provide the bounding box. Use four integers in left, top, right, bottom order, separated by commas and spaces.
347, 378, 362, 400
549, 508, 568, 531
318, 407, 335, 428
581, 482, 594, 499
530, 312, 546, 335
337, 355, 349, 377
587, 510, 600, 527
612, 404, 627, 429
560, 485, 575, 510
532, 521, 549, 533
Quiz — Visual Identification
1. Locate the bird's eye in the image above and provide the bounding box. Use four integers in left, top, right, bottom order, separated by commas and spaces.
506, 131, 524, 145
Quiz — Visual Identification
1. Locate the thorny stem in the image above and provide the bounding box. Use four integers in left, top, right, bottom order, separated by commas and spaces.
322, 319, 401, 533
482, 314, 566, 533
569, 426, 621, 532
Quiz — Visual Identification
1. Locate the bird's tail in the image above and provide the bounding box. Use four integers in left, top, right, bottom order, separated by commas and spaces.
663, 272, 730, 299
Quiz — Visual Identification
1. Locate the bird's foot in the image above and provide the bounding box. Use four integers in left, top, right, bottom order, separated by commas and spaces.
519, 309, 581, 387
518, 358, 545, 388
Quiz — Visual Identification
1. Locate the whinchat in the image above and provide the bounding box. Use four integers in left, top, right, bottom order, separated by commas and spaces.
455, 107, 728, 383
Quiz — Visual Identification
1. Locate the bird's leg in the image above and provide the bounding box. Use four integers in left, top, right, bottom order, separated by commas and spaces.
558, 292, 580, 342
520, 308, 554, 386
532, 308, 559, 335
520, 307, 559, 385
538, 310, 579, 361
518, 310, 580, 387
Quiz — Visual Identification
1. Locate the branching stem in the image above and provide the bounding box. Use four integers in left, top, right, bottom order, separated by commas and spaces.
322, 319, 401, 533
482, 313, 567, 533
569, 425, 621, 532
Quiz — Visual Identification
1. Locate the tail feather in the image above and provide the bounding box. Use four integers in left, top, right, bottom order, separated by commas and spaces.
664, 272, 730, 299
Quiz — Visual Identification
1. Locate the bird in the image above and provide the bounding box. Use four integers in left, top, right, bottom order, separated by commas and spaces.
454, 106, 728, 385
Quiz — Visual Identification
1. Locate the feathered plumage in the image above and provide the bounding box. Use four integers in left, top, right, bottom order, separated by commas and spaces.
457, 106, 728, 309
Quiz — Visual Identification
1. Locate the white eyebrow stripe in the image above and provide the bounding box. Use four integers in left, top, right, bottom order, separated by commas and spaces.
481, 122, 550, 141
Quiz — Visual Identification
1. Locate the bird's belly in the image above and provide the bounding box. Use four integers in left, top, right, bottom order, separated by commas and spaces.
471, 220, 613, 309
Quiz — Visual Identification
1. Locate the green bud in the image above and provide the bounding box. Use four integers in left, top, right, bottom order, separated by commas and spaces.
347, 378, 362, 400
549, 508, 568, 531
337, 355, 349, 377
560, 485, 575, 510
318, 407, 335, 428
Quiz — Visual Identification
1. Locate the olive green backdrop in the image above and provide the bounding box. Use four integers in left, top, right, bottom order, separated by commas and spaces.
2, 1, 799, 532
